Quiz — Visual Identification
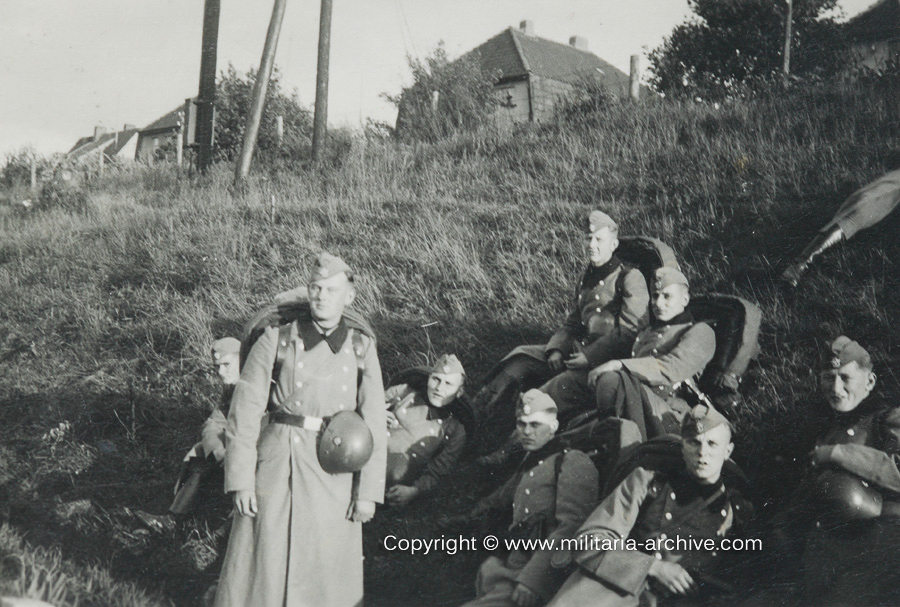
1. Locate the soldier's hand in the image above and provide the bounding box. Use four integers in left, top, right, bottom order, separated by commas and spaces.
386, 410, 400, 429
547, 351, 565, 372
588, 360, 623, 387
564, 352, 589, 370
386, 485, 420, 506
348, 499, 376, 522
511, 583, 540, 607
233, 490, 258, 517
648, 560, 695, 595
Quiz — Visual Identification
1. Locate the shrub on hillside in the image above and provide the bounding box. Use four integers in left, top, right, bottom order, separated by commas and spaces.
388, 43, 500, 143
213, 64, 313, 165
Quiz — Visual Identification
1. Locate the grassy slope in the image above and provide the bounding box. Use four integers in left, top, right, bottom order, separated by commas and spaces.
1, 77, 899, 605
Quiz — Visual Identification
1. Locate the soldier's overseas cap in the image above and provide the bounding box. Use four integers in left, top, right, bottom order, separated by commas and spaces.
682, 403, 731, 438
653, 266, 689, 291
431, 353, 466, 377
826, 335, 872, 370
310, 252, 352, 282
516, 389, 558, 418
589, 210, 618, 234
211, 337, 241, 360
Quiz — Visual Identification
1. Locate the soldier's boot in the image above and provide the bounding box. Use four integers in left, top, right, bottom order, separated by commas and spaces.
780, 226, 844, 287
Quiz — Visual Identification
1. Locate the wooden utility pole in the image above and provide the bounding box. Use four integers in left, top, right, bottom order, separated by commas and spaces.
197, 0, 221, 174
311, 0, 333, 163
30, 154, 37, 190
783, 0, 793, 82
235, 0, 288, 184
629, 55, 641, 101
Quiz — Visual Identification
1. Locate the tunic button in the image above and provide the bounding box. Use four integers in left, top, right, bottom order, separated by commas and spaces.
437, 419, 443, 425
670, 492, 676, 500
281, 341, 288, 347
342, 385, 348, 392
599, 281, 604, 286
344, 348, 351, 354
664, 512, 672, 520
538, 460, 543, 466
525, 508, 529, 514
411, 453, 417, 458
712, 551, 717, 557
654, 552, 662, 560
419, 442, 426, 447
525, 489, 531, 495
339, 404, 345, 410
343, 366, 349, 373
595, 294, 600, 300
659, 533, 667, 540
296, 381, 303, 388
595, 307, 601, 313
635, 336, 640, 342
297, 362, 304, 368
847, 428, 855, 436
721, 509, 728, 517
529, 471, 534, 477
292, 436, 299, 444
652, 348, 658, 355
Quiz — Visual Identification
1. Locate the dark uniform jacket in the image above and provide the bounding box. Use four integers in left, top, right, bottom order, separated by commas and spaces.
472, 440, 600, 600
569, 462, 752, 600
544, 257, 650, 366
385, 383, 466, 493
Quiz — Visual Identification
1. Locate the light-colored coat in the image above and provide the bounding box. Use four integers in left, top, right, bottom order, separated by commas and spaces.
214, 319, 386, 607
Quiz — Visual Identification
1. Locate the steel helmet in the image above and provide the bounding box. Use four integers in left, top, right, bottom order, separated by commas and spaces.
813, 468, 883, 522
317, 411, 374, 474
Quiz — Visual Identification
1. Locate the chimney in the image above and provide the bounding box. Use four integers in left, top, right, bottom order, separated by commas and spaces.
123, 124, 137, 131
569, 35, 589, 51
93, 126, 109, 141
519, 20, 534, 35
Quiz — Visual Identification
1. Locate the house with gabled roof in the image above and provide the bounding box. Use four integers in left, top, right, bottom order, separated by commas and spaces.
845, 0, 900, 72
67, 125, 139, 166
135, 104, 186, 162
466, 20, 636, 124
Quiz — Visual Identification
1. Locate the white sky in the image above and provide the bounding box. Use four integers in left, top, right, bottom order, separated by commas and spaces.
0, 0, 876, 158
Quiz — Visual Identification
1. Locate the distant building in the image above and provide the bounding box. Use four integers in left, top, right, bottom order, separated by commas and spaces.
465, 20, 638, 125
845, 0, 900, 73
135, 101, 193, 163
67, 125, 139, 166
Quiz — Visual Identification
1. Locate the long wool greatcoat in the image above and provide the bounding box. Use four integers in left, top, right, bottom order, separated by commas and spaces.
547, 462, 752, 607
214, 317, 386, 607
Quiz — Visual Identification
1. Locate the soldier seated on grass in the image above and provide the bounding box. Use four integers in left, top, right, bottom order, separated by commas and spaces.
459, 390, 599, 607
543, 267, 715, 441
467, 210, 649, 449
168, 337, 242, 516
546, 405, 753, 607
770, 336, 900, 607
384, 354, 467, 506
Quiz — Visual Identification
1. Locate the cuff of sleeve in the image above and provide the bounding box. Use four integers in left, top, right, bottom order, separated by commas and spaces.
582, 550, 654, 596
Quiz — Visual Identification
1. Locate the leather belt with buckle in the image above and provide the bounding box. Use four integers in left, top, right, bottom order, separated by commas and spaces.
270, 411, 324, 431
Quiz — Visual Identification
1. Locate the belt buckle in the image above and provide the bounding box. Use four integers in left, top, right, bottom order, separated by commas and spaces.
303, 416, 324, 431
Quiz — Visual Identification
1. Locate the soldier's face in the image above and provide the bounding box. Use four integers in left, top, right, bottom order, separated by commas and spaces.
820, 361, 876, 413
682, 424, 734, 485
651, 284, 689, 322
588, 227, 618, 266
215, 353, 241, 386
516, 416, 556, 451
426, 372, 464, 407
308, 273, 355, 327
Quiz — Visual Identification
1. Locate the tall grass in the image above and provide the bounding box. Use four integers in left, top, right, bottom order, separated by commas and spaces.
0, 76, 899, 605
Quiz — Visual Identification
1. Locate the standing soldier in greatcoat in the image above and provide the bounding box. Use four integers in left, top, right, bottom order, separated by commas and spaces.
214, 253, 387, 607
469, 210, 649, 443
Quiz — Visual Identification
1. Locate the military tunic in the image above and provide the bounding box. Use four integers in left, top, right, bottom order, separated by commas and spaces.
543, 312, 715, 433
793, 398, 900, 606
464, 445, 600, 606
470, 258, 649, 432
214, 318, 386, 607
385, 383, 466, 493
547, 463, 752, 607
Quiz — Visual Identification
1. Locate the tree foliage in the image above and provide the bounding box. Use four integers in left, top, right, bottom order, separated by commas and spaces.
388, 44, 500, 142
213, 64, 313, 163
648, 0, 846, 99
